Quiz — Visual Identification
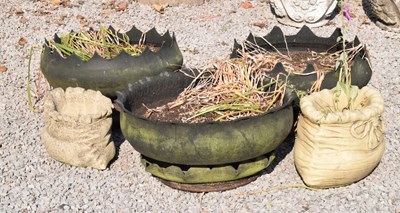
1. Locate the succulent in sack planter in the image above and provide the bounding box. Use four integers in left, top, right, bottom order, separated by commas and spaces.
40, 26, 183, 98
115, 54, 297, 192
294, 1, 385, 188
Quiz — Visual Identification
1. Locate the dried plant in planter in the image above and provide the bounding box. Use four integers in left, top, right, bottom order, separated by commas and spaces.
236, 39, 366, 93
142, 37, 365, 123
40, 26, 183, 98
231, 26, 372, 93
48, 27, 158, 61
142, 49, 289, 123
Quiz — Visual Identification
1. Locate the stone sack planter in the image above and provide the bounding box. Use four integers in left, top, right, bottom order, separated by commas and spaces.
231, 26, 372, 92
270, 0, 337, 27
42, 87, 115, 170
294, 87, 385, 188
41, 26, 183, 98
114, 71, 296, 186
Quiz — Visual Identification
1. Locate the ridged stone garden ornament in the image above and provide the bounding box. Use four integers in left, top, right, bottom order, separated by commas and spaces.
270, 0, 337, 27
364, 0, 400, 32
42, 87, 115, 170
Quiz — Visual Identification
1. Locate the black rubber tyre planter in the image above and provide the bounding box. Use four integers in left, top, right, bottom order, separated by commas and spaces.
231, 26, 372, 92
141, 152, 275, 185
41, 26, 183, 98
114, 70, 296, 166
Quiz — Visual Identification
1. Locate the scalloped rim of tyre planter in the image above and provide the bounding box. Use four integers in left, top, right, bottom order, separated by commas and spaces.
41, 26, 183, 98
115, 70, 296, 165
231, 25, 372, 92
141, 152, 275, 184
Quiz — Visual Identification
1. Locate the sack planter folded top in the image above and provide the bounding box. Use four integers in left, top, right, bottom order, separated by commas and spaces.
42, 87, 115, 170
294, 86, 385, 188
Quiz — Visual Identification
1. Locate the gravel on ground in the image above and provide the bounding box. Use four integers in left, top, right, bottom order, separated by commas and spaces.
1, 0, 399, 212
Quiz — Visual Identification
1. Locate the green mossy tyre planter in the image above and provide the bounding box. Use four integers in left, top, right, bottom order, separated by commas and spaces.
141, 152, 275, 184
41, 26, 183, 98
231, 26, 372, 92
115, 70, 296, 166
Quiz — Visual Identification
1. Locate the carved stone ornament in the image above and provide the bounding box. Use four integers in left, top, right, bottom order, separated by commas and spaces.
270, 0, 338, 27
364, 0, 400, 32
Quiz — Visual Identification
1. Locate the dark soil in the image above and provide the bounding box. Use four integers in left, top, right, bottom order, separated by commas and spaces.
133, 96, 216, 123
278, 50, 336, 73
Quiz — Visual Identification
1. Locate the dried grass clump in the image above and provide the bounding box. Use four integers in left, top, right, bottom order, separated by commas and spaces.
143, 40, 364, 122
242, 39, 364, 91
148, 46, 288, 123
48, 27, 153, 61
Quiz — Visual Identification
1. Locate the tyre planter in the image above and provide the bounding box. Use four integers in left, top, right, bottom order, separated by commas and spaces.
114, 70, 296, 187
41, 26, 183, 98
42, 87, 115, 170
231, 26, 372, 92
294, 87, 385, 188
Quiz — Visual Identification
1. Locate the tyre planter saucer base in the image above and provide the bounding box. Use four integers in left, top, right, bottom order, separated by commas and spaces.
141, 152, 275, 192
157, 174, 261, 193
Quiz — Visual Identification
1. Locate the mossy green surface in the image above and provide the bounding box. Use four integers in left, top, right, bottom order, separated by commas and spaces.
141, 153, 275, 184
120, 105, 293, 165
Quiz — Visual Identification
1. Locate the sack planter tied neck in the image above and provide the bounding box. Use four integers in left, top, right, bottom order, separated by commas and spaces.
295, 86, 385, 188
42, 87, 115, 170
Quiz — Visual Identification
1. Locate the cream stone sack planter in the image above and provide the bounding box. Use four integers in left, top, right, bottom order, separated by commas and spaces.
294, 87, 385, 188
42, 87, 115, 170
